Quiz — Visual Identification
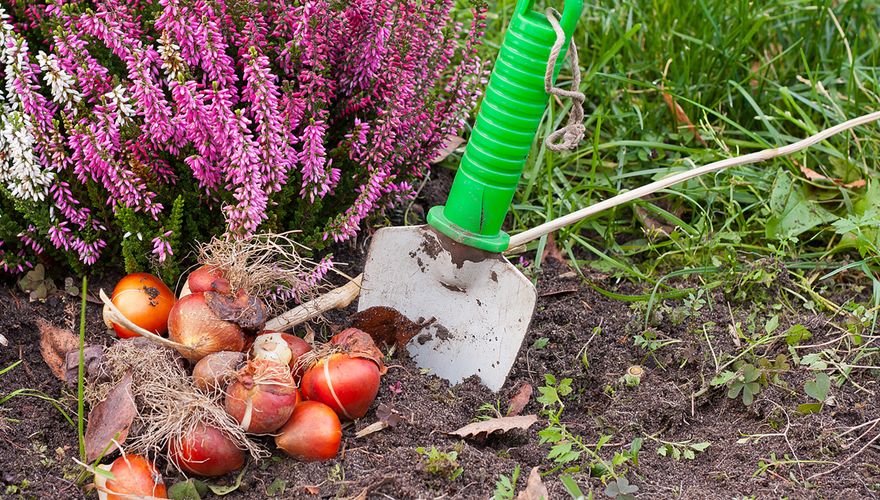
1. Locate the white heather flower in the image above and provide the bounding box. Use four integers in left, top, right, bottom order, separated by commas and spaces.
0, 7, 53, 202
158, 31, 185, 82
104, 85, 135, 124
0, 112, 54, 202
36, 51, 82, 111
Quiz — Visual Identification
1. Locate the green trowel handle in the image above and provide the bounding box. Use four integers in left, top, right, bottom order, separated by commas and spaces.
427, 0, 583, 252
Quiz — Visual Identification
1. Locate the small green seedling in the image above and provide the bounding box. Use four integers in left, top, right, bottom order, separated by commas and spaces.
604, 476, 638, 499
656, 440, 710, 461
711, 363, 761, 405
492, 465, 521, 500
798, 372, 831, 414
416, 445, 463, 481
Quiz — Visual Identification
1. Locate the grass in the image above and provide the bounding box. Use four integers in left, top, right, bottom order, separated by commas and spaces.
446, 0, 880, 296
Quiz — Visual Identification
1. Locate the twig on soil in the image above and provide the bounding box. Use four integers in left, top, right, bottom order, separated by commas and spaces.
809, 419, 880, 481
265, 275, 363, 331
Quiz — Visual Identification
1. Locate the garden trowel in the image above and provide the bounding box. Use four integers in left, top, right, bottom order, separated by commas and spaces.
358, 0, 583, 392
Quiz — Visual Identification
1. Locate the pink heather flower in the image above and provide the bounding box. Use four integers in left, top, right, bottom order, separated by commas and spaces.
299, 120, 335, 202
240, 21, 294, 193
151, 230, 173, 263
0, 0, 486, 271
79, 2, 174, 143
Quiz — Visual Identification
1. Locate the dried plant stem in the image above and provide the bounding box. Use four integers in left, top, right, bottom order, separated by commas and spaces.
99, 289, 197, 358
266, 275, 362, 331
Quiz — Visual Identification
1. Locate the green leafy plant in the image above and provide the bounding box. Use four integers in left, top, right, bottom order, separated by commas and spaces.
711, 363, 762, 405
604, 476, 638, 500
652, 439, 710, 461
537, 374, 641, 481
492, 465, 521, 500
416, 445, 463, 481
785, 324, 813, 345
532, 337, 550, 350
798, 372, 831, 414
476, 400, 504, 421
634, 330, 680, 353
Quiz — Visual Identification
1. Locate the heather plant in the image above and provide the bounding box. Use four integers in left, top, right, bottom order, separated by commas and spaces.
0, 0, 486, 280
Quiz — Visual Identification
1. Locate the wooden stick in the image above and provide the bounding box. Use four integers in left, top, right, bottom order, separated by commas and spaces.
265, 275, 363, 331
508, 110, 880, 248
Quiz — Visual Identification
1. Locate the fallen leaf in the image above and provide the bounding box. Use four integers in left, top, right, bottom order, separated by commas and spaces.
516, 468, 548, 500
38, 319, 79, 381
506, 383, 533, 417
431, 135, 465, 163
348, 306, 431, 350
299, 485, 320, 495
63, 345, 103, 383
355, 421, 389, 438
799, 164, 866, 189
205, 290, 266, 332
357, 403, 405, 438
448, 415, 538, 440
660, 85, 707, 146
540, 232, 568, 266
302, 323, 316, 344
85, 371, 136, 462
330, 328, 387, 374
168, 479, 207, 500
376, 403, 404, 427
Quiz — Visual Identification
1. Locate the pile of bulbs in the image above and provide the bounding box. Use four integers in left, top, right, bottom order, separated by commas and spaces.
96, 267, 385, 497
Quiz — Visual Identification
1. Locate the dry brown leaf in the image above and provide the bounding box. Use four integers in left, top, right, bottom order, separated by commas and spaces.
540, 232, 568, 266
348, 306, 430, 350
799, 164, 866, 189
303, 485, 321, 495
85, 371, 136, 462
506, 383, 533, 417
300, 485, 320, 495
660, 85, 707, 146
448, 414, 538, 440
205, 290, 267, 332
431, 135, 465, 164
331, 328, 387, 375
63, 345, 103, 383
302, 323, 316, 344
38, 319, 79, 381
355, 421, 389, 438
516, 468, 549, 500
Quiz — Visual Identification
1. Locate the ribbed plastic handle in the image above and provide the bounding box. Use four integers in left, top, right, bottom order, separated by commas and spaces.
427, 0, 583, 252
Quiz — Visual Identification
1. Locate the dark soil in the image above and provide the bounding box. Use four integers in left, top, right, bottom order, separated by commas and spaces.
1, 172, 878, 499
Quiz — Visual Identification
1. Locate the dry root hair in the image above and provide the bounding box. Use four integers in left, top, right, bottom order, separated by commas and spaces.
86, 339, 266, 466
197, 231, 329, 313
